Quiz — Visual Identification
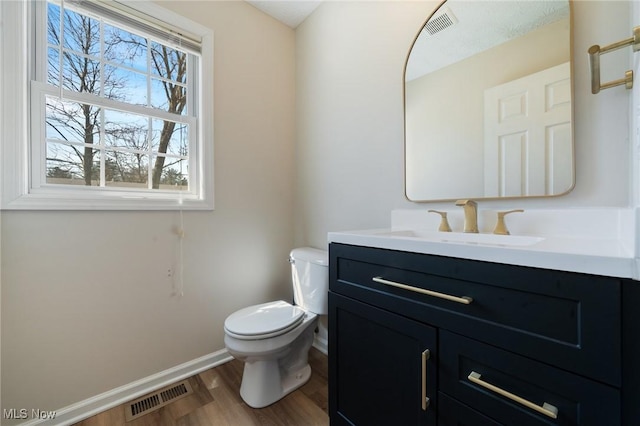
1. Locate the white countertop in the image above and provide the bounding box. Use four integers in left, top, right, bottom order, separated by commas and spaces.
328, 225, 637, 279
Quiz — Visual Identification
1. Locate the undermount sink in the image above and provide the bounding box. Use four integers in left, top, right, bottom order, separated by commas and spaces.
375, 229, 545, 247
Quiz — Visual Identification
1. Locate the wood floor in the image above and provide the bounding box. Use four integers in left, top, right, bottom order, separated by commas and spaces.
74, 348, 328, 426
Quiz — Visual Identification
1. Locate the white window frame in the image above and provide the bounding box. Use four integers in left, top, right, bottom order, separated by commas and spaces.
0, 0, 214, 210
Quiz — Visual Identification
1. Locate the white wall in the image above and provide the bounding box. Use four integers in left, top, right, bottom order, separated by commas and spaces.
632, 0, 640, 207
295, 0, 633, 249
1, 0, 295, 416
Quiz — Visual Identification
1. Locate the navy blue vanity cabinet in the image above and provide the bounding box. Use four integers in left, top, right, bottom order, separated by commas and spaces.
328, 242, 632, 425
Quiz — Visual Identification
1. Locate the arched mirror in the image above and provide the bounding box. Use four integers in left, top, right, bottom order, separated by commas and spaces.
404, 0, 573, 202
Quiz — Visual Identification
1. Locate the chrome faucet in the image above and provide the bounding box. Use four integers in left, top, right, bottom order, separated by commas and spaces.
455, 199, 478, 233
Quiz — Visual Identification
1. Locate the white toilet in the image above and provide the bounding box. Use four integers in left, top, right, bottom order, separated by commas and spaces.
223, 247, 328, 408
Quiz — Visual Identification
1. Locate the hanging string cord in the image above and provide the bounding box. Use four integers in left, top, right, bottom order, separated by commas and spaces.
176, 44, 186, 297
177, 193, 185, 297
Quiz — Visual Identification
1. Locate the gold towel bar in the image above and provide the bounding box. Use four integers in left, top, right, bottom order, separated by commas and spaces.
588, 26, 639, 94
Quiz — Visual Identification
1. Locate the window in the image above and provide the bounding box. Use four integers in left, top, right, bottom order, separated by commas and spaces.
1, 0, 213, 209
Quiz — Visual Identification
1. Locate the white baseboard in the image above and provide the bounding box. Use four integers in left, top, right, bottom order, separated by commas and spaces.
313, 335, 328, 355
19, 349, 233, 426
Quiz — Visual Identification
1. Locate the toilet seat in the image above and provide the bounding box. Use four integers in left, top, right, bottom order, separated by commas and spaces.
224, 300, 306, 340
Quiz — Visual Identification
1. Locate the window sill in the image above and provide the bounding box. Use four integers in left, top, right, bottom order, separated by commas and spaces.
2, 191, 213, 211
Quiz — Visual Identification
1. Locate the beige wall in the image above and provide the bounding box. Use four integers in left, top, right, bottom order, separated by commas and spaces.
1, 0, 295, 415
295, 0, 633, 250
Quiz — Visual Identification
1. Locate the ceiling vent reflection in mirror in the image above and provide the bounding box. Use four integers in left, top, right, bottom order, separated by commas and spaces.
423, 7, 458, 36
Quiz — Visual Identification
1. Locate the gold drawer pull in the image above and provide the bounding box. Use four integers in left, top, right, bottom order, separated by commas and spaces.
372, 277, 473, 305
468, 371, 558, 419
422, 349, 430, 411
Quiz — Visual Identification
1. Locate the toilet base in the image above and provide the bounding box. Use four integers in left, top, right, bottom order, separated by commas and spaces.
240, 360, 312, 408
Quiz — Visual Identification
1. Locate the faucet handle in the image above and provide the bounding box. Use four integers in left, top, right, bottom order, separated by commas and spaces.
428, 210, 452, 232
455, 199, 477, 207
493, 209, 524, 235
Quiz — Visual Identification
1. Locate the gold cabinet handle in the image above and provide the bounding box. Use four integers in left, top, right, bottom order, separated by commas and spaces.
422, 349, 430, 411
372, 277, 473, 305
467, 371, 558, 419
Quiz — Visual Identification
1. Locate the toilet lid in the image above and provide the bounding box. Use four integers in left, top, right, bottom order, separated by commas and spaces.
224, 300, 305, 339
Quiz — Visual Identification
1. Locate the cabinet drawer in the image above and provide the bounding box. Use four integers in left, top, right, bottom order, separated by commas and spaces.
439, 331, 620, 426
330, 243, 621, 386
438, 392, 502, 426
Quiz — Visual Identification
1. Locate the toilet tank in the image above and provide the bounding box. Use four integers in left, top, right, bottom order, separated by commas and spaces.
290, 247, 329, 315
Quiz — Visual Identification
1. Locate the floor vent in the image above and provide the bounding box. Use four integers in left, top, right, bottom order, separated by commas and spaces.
125, 380, 193, 422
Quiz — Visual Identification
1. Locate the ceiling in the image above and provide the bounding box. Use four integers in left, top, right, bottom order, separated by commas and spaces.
245, 0, 323, 28
244, 0, 569, 82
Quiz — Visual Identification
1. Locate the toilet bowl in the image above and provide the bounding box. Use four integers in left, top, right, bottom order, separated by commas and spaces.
224, 301, 318, 408
223, 248, 328, 408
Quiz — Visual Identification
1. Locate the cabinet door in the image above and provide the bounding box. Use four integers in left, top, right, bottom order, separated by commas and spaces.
329, 292, 437, 426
